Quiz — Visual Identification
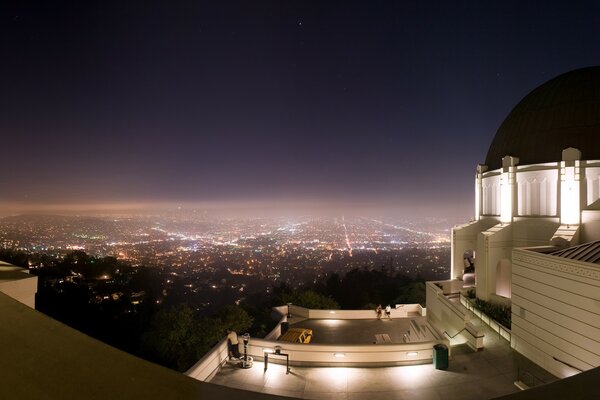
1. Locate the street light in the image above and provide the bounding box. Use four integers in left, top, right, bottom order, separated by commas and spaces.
287, 302, 292, 318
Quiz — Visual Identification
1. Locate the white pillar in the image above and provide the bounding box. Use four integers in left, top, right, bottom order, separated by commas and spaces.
500, 156, 519, 224
560, 147, 582, 226
475, 164, 487, 221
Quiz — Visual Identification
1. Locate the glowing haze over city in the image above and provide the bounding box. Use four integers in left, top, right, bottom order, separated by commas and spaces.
4, 2, 599, 302
3, 1, 599, 218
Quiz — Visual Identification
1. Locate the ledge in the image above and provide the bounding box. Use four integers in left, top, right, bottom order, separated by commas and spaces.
0, 292, 285, 400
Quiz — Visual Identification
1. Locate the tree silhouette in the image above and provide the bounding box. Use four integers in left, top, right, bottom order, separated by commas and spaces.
141, 304, 253, 372
281, 290, 339, 310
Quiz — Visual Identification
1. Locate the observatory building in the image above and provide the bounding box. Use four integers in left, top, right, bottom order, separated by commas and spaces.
447, 66, 600, 378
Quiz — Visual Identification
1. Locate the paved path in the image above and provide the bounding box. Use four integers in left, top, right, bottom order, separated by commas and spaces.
289, 317, 433, 344
210, 309, 557, 399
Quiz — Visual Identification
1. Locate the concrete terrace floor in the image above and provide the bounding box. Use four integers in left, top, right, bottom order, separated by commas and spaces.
209, 318, 557, 400
288, 316, 436, 344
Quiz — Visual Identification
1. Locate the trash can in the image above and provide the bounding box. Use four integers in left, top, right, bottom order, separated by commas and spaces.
281, 322, 289, 335
433, 344, 448, 370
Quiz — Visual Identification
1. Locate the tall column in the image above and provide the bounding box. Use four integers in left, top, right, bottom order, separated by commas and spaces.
560, 147, 582, 226
475, 164, 487, 221
500, 156, 519, 224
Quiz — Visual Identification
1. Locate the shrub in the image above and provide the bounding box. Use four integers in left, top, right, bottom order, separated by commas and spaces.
471, 297, 511, 329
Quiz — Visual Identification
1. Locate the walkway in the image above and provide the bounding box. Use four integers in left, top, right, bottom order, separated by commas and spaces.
289, 316, 438, 344
209, 318, 556, 400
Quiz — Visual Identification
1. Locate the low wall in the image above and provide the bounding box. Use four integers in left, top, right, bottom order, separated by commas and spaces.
263, 305, 288, 341
242, 337, 447, 367
186, 337, 229, 382
289, 304, 425, 320
0, 266, 38, 309
460, 293, 511, 342
426, 281, 484, 350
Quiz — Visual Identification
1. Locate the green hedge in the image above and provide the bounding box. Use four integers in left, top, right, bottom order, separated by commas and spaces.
471, 297, 511, 329
463, 291, 511, 329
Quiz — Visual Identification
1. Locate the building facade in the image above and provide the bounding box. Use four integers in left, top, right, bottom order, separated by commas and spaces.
451, 66, 600, 378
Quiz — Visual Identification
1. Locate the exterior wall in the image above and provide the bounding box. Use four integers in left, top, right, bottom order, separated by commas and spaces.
584, 166, 600, 207
516, 168, 558, 216
474, 220, 559, 302
511, 249, 600, 378
481, 160, 600, 223
476, 223, 512, 301
451, 218, 498, 279
512, 218, 560, 248
482, 173, 501, 216
551, 224, 580, 247
495, 258, 511, 298
581, 210, 600, 242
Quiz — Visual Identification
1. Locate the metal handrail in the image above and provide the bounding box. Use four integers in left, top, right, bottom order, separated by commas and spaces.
443, 328, 467, 339
444, 326, 484, 340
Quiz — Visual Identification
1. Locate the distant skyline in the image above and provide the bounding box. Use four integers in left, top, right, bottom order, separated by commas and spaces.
3, 1, 600, 219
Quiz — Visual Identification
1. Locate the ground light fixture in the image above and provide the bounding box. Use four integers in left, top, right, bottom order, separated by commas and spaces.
333, 353, 345, 358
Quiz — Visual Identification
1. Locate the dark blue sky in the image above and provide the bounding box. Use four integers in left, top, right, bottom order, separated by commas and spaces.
2, 1, 600, 217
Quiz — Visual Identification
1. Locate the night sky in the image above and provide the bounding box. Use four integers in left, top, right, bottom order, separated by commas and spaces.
2, 1, 600, 217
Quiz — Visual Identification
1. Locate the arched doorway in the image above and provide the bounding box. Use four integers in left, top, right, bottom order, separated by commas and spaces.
463, 250, 476, 286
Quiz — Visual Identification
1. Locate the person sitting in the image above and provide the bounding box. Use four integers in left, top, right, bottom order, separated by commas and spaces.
226, 329, 241, 359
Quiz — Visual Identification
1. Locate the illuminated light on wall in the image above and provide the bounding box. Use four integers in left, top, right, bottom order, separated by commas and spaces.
561, 164, 580, 225
475, 165, 487, 220
406, 352, 418, 357
333, 353, 345, 358
475, 178, 481, 220
320, 367, 348, 383
495, 259, 511, 298
329, 311, 335, 314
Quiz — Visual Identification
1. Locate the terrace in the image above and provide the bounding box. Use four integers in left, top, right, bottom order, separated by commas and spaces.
189, 304, 556, 399
205, 321, 556, 399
